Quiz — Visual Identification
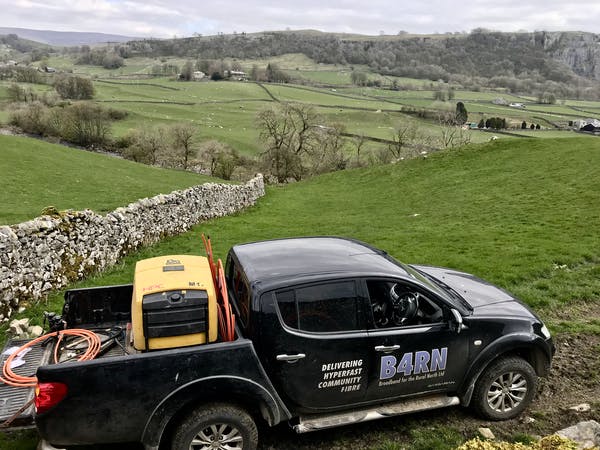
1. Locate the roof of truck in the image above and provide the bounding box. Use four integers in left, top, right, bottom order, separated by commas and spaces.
230, 236, 410, 291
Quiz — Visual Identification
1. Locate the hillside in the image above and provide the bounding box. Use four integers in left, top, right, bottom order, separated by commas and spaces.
0, 135, 215, 225
2, 136, 599, 450
0, 27, 137, 46
0, 33, 51, 58
38, 136, 600, 327
125, 30, 600, 86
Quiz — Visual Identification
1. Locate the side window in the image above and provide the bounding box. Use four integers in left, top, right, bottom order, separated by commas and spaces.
276, 290, 298, 329
227, 257, 251, 327
366, 280, 444, 329
275, 281, 360, 333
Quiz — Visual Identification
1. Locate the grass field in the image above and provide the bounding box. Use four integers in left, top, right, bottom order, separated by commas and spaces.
1, 136, 599, 450
5, 52, 599, 160
2, 51, 600, 450
0, 135, 216, 225
91, 78, 596, 155
9, 136, 598, 332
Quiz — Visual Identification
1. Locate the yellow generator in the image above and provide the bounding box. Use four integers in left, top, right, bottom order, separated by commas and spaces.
131, 255, 218, 351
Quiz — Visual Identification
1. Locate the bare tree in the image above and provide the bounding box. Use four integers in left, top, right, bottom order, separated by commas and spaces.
257, 103, 320, 182
170, 123, 198, 169
198, 140, 239, 179
352, 132, 367, 166
308, 123, 348, 175
437, 113, 472, 149
124, 126, 167, 165
388, 121, 421, 159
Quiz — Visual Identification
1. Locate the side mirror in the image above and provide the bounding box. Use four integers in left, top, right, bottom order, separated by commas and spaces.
450, 308, 463, 334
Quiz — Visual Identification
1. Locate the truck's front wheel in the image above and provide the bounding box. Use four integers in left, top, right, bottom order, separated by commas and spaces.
472, 356, 537, 420
171, 403, 258, 450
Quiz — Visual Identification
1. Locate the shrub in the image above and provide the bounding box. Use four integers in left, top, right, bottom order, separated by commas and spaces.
60, 103, 110, 146
54, 74, 94, 100
9, 102, 49, 135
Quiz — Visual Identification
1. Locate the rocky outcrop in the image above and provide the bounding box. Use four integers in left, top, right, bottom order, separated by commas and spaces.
0, 175, 265, 319
535, 31, 600, 81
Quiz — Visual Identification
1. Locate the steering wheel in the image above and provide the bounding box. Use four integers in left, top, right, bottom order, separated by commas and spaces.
389, 285, 419, 325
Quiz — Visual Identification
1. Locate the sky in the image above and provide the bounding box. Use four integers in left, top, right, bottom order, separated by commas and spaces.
2, 0, 600, 38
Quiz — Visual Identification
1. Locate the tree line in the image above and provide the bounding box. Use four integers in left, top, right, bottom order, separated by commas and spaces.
101, 30, 600, 99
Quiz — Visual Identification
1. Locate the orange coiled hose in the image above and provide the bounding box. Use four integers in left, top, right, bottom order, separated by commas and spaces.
1, 329, 102, 388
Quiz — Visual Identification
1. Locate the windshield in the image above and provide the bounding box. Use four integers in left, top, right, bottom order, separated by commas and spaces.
409, 265, 472, 312
380, 253, 452, 299
373, 247, 471, 312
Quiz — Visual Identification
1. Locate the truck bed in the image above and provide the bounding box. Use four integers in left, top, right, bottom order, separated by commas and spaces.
0, 285, 287, 447
0, 325, 133, 428
0, 338, 52, 428
0, 284, 134, 429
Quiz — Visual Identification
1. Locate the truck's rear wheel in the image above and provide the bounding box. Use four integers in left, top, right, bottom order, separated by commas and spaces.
171, 403, 257, 450
472, 356, 537, 420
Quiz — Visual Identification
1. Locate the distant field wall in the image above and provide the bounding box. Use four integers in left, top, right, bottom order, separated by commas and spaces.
0, 175, 265, 319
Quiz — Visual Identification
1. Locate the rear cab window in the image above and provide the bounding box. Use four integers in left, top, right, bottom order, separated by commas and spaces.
226, 255, 251, 329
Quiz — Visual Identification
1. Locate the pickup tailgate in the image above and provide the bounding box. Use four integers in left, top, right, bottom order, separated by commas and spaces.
0, 338, 52, 428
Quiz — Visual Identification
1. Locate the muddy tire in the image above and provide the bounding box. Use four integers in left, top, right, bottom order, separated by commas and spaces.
171, 403, 258, 450
472, 357, 537, 420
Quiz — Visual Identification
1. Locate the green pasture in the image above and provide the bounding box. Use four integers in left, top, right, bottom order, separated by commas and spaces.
9, 137, 598, 336
463, 102, 571, 127
565, 99, 600, 108
0, 135, 216, 225
508, 130, 584, 138
573, 107, 600, 116
104, 99, 268, 154
236, 53, 327, 71
44, 55, 79, 71
2, 128, 600, 450
3, 53, 600, 161
0, 81, 54, 96
284, 69, 354, 85
44, 55, 199, 78
95, 78, 271, 103
341, 87, 437, 99
262, 84, 396, 110
453, 91, 525, 102
523, 104, 586, 117
93, 79, 276, 153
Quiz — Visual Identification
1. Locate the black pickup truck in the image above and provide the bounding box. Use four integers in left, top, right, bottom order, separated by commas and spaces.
0, 237, 554, 450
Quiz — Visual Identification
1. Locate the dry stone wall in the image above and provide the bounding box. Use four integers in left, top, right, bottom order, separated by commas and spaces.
0, 175, 265, 320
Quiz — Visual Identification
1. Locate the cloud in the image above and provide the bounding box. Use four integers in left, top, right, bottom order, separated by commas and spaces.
2, 0, 600, 38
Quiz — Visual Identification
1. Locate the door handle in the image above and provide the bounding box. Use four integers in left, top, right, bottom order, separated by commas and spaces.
374, 345, 400, 353
276, 353, 306, 363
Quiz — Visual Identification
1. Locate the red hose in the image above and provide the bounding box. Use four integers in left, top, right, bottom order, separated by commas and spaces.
202, 234, 235, 342
217, 259, 235, 342
1, 329, 101, 388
